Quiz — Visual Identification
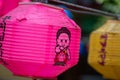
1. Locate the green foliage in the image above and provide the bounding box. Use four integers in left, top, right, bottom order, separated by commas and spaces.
73, 13, 108, 35
96, 0, 120, 14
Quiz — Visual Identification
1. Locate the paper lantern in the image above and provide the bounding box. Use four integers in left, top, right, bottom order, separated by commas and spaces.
59, 5, 73, 19
0, 0, 30, 17
0, 0, 21, 17
88, 20, 120, 80
0, 2, 81, 79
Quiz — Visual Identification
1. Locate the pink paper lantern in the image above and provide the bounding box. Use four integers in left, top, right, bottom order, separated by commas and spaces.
0, 0, 31, 17
0, 0, 20, 17
0, 2, 81, 79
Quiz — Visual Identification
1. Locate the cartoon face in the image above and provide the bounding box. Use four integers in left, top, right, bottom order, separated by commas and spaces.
57, 33, 70, 48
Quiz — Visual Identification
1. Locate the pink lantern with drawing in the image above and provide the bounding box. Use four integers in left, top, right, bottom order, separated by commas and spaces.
0, 2, 81, 79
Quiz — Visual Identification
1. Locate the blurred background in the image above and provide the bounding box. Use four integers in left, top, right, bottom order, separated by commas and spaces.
0, 0, 120, 80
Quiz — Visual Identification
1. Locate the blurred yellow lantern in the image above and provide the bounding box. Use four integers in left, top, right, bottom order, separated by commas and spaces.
88, 20, 120, 80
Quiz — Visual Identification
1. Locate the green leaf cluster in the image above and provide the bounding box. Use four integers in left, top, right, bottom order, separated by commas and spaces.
96, 0, 120, 14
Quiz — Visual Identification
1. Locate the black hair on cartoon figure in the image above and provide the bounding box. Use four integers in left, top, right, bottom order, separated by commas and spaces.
56, 27, 71, 40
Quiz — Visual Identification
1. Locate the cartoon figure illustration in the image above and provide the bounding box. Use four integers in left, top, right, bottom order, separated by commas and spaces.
54, 27, 71, 66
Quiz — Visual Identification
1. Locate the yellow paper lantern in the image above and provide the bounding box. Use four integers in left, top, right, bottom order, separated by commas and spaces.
88, 20, 120, 80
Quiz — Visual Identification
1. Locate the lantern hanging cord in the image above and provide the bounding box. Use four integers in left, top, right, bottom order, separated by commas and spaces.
49, 0, 120, 20
33, 0, 48, 3
66, 8, 113, 17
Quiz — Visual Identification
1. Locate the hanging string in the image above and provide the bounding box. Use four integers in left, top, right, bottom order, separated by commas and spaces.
33, 0, 48, 3
49, 0, 120, 19
67, 8, 113, 17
